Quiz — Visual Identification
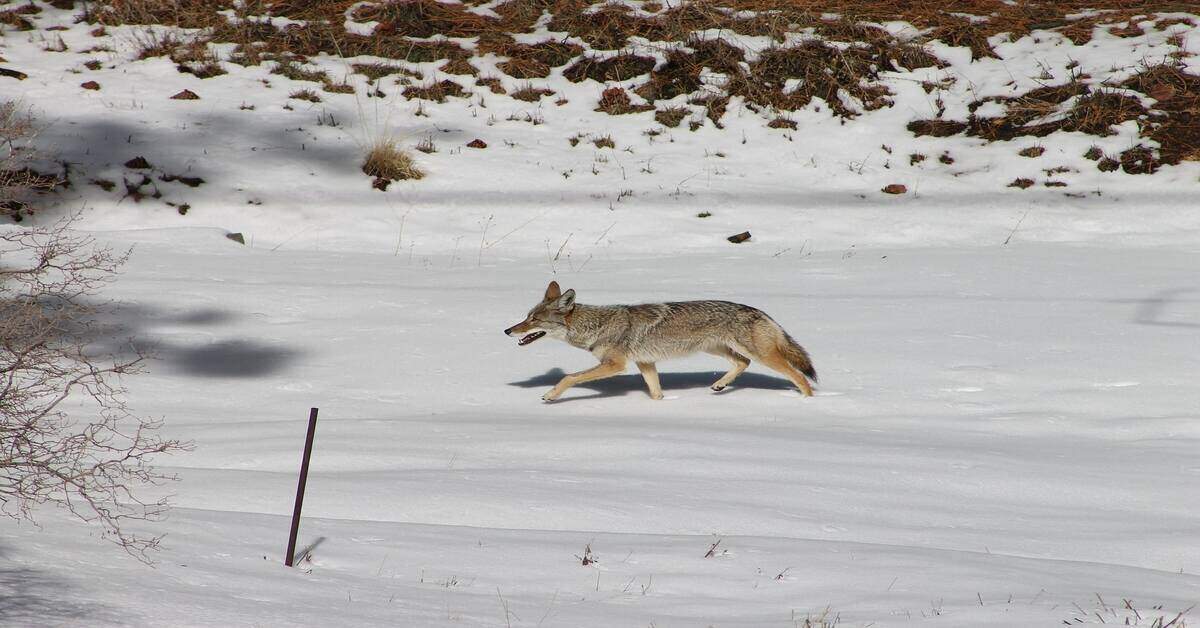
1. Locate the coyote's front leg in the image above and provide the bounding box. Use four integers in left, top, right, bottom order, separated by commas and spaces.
636, 361, 663, 400
543, 355, 627, 401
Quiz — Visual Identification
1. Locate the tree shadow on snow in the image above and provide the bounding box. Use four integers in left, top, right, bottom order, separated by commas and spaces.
0, 543, 126, 625
66, 299, 303, 379
508, 367, 796, 401
24, 112, 366, 224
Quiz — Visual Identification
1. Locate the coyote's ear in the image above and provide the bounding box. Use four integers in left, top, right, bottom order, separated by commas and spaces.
554, 289, 576, 312
544, 281, 561, 301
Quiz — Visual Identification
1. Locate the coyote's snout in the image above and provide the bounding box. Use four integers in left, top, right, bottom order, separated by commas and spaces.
506, 281, 817, 401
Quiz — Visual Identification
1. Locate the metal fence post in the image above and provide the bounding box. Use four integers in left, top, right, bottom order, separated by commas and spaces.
285, 407, 319, 567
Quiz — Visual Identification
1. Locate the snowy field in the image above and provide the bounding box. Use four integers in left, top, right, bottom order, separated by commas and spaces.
2, 2, 1200, 626
3, 232, 1198, 627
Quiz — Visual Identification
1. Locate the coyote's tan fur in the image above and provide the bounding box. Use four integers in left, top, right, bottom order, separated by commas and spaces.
505, 281, 817, 401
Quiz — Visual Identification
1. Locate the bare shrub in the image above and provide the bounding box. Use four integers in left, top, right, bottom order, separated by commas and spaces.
1, 215, 188, 560
1, 102, 60, 222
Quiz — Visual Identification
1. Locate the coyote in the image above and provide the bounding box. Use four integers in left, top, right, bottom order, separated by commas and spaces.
505, 281, 817, 401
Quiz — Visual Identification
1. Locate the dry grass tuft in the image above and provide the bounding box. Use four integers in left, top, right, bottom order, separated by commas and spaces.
689, 92, 729, 127
288, 88, 321, 102
402, 80, 469, 102
363, 139, 423, 182
511, 84, 555, 102
475, 76, 506, 94
170, 37, 225, 78
131, 28, 183, 60
130, 28, 225, 78
272, 59, 329, 83
655, 106, 690, 127
442, 56, 478, 76
352, 62, 416, 82
323, 80, 356, 94
0, 6, 36, 31
596, 87, 654, 115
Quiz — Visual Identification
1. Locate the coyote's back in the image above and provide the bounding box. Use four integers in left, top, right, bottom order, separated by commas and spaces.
583, 301, 815, 379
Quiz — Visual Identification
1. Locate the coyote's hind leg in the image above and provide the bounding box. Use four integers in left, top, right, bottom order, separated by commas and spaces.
707, 346, 750, 391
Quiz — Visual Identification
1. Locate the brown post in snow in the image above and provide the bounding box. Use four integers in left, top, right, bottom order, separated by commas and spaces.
285, 407, 319, 567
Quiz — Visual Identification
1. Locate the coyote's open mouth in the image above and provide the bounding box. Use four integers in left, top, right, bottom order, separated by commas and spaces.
518, 331, 545, 346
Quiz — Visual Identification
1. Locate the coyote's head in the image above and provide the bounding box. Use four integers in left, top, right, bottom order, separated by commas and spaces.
504, 281, 576, 346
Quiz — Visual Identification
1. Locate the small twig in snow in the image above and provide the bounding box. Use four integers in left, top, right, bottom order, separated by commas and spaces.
1004, 209, 1030, 246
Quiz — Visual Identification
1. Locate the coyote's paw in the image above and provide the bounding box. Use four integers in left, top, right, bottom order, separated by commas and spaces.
542, 390, 561, 402
649, 392, 664, 400
710, 384, 726, 392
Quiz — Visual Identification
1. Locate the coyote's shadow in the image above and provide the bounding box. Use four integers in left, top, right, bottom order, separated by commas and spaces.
508, 367, 795, 400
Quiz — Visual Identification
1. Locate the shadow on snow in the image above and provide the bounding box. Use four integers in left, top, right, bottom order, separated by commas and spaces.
508, 367, 797, 401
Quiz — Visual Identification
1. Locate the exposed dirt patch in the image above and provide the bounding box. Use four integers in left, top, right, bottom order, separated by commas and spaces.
917, 85, 1138, 142
635, 50, 703, 102
731, 41, 895, 118
1120, 63, 1200, 167
124, 156, 153, 169
494, 41, 584, 79
160, 173, 205, 187
564, 55, 657, 83
1008, 177, 1035, 189
354, 0, 496, 39
908, 119, 967, 137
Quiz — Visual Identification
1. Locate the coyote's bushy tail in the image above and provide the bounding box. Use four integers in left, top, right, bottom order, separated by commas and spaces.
780, 334, 817, 382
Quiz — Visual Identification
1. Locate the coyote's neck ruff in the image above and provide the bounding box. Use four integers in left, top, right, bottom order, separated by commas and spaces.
505, 281, 816, 402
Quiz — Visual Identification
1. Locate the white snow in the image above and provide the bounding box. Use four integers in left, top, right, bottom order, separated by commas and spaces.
3, 235, 1197, 627
2, 3, 1199, 627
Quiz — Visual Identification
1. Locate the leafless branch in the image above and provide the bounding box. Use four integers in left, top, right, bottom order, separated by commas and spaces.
1, 214, 188, 562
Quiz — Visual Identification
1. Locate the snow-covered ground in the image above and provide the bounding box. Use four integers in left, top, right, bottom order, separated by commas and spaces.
3, 3, 1200, 627
3, 232, 1198, 627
